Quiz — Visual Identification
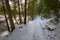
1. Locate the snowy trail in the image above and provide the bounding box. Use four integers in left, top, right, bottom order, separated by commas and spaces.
6, 16, 57, 40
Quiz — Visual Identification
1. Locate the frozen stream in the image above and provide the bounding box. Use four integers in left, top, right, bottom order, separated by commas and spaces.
3, 16, 58, 40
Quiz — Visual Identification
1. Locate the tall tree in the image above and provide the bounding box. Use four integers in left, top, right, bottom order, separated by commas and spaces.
5, 0, 15, 32
24, 0, 27, 24
20, 0, 24, 23
2, 0, 10, 32
17, 0, 22, 24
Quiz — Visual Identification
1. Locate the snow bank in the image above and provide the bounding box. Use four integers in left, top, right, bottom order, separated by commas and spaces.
6, 16, 57, 40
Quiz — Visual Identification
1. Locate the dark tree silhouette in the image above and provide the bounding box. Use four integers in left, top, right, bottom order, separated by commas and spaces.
5, 0, 15, 32
24, 0, 27, 24
18, 0, 22, 24
2, 0, 10, 32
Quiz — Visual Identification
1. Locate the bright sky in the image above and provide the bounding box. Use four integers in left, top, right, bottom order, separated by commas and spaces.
9, 0, 25, 5
22, 0, 25, 3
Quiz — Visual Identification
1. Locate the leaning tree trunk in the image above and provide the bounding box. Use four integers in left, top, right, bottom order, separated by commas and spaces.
24, 0, 27, 24
5, 0, 15, 32
18, 0, 22, 24
2, 0, 10, 32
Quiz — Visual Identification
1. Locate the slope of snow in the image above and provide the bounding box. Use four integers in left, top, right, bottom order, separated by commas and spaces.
6, 16, 57, 40
0, 31, 9, 40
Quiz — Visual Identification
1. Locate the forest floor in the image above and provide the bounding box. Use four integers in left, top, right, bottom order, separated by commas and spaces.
0, 15, 60, 40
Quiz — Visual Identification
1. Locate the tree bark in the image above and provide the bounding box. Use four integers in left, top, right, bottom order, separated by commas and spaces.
2, 0, 10, 32
5, 0, 15, 32
18, 0, 22, 24
24, 0, 27, 24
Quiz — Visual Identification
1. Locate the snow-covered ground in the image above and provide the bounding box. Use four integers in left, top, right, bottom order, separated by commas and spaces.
0, 16, 60, 40
0, 31, 9, 40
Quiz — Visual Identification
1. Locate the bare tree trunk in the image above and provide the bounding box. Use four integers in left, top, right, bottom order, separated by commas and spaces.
24, 0, 27, 24
2, 0, 10, 32
20, 0, 23, 24
5, 0, 15, 32
18, 0, 22, 24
